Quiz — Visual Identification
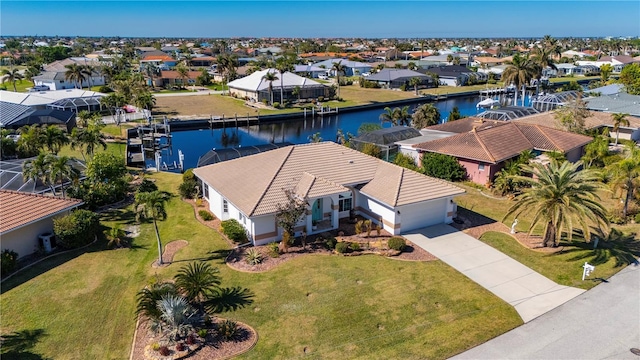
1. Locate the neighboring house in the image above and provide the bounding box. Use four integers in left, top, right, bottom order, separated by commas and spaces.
577, 55, 636, 73
424, 65, 487, 86
395, 129, 457, 164
158, 70, 202, 87
293, 64, 329, 79
365, 69, 434, 89
560, 50, 589, 59
189, 56, 216, 67
312, 59, 373, 76
0, 190, 83, 258
0, 89, 104, 113
412, 119, 593, 185
227, 69, 328, 103
515, 108, 640, 142
0, 102, 76, 131
140, 52, 178, 70
33, 57, 105, 90
193, 142, 464, 244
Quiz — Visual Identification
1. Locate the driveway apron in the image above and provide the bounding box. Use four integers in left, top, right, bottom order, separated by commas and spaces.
404, 224, 585, 323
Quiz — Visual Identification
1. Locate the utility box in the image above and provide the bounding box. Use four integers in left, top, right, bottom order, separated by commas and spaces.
38, 232, 56, 253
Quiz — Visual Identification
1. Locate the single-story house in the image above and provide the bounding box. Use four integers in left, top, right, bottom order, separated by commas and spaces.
577, 55, 636, 73
227, 69, 328, 103
365, 69, 434, 89
158, 70, 202, 87
514, 110, 640, 142
0, 104, 76, 131
471, 56, 513, 68
193, 142, 465, 245
423, 65, 487, 86
395, 129, 457, 164
312, 59, 372, 76
293, 64, 329, 79
0, 89, 104, 113
33, 57, 106, 90
585, 93, 640, 118
412, 119, 593, 185
0, 190, 83, 258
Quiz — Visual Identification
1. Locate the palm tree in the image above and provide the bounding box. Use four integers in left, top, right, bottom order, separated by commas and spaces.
446, 54, 453, 64
611, 113, 630, 145
503, 160, 608, 247
275, 58, 293, 105
81, 65, 94, 89
175, 64, 189, 89
1, 68, 24, 91
143, 63, 159, 88
581, 135, 610, 168
600, 64, 613, 82
379, 106, 396, 125
136, 282, 178, 321
262, 71, 279, 106
64, 63, 86, 89
133, 90, 156, 112
411, 103, 441, 129
16, 125, 45, 157
24, 65, 42, 86
607, 148, 640, 219
150, 295, 196, 343
22, 153, 52, 192
135, 190, 168, 265
502, 53, 537, 106
292, 85, 301, 103
331, 61, 346, 97
70, 126, 106, 161
397, 105, 411, 126
106, 224, 127, 248
409, 77, 422, 95
174, 262, 221, 312
531, 39, 560, 95
48, 155, 79, 198
43, 125, 69, 154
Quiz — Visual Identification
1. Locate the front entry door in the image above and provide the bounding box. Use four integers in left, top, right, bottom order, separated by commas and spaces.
312, 198, 323, 222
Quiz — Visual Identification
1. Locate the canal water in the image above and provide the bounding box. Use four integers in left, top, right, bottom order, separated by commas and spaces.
154, 93, 528, 170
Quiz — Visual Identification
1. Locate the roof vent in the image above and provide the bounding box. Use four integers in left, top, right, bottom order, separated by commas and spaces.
348, 160, 354, 164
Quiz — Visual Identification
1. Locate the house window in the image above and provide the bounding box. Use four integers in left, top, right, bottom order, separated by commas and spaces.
339, 194, 352, 212
478, 164, 485, 171
223, 199, 228, 213
203, 185, 209, 199
239, 213, 245, 224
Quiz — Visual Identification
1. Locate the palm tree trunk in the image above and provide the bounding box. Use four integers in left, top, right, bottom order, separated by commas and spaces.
280, 75, 284, 105
543, 221, 556, 247
615, 131, 620, 145
513, 85, 519, 107
154, 218, 163, 265
623, 181, 632, 218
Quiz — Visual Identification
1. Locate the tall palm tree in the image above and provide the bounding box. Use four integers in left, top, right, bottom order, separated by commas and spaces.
134, 90, 156, 112
331, 60, 346, 97
143, 62, 159, 88
48, 155, 79, 198
503, 160, 608, 247
24, 65, 42, 86
531, 40, 560, 95
174, 262, 221, 312
22, 153, 52, 192
70, 127, 106, 161
81, 65, 94, 89
409, 77, 422, 96
275, 57, 293, 104
411, 103, 441, 129
607, 147, 640, 219
262, 71, 279, 106
64, 63, 86, 89
502, 53, 537, 106
397, 105, 411, 126
600, 64, 613, 82
1, 68, 24, 91
42, 125, 69, 155
611, 113, 630, 145
379, 106, 396, 125
135, 190, 168, 265
16, 125, 45, 157
175, 64, 190, 89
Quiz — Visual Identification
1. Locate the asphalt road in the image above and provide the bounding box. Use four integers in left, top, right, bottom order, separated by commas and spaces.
452, 264, 640, 360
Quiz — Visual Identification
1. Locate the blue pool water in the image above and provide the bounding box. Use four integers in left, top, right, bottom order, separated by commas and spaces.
152, 94, 528, 170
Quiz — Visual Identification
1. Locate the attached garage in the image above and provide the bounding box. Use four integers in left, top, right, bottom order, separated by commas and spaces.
399, 198, 448, 233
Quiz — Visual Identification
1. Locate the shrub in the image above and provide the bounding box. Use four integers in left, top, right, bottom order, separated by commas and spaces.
272, 102, 280, 108
335, 241, 350, 254
325, 236, 337, 250
220, 219, 248, 243
267, 242, 280, 258
245, 248, 263, 265
195, 198, 203, 207
151, 342, 160, 351
1, 249, 19, 276
159, 345, 170, 356
176, 342, 186, 351
137, 179, 158, 194
53, 210, 101, 249
179, 169, 199, 199
354, 220, 363, 235
217, 319, 240, 341
388, 237, 406, 251
364, 219, 372, 237
317, 96, 324, 102
198, 210, 214, 221
636, 213, 640, 224
350, 242, 361, 251
421, 153, 467, 181
361, 143, 381, 158
98, 85, 113, 93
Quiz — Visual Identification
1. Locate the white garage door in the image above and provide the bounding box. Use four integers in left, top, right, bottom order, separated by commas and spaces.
400, 198, 447, 233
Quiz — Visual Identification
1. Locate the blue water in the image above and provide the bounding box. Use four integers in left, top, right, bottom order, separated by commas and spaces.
153, 94, 527, 170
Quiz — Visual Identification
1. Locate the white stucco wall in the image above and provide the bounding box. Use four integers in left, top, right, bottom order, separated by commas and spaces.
0, 212, 71, 258
360, 195, 399, 235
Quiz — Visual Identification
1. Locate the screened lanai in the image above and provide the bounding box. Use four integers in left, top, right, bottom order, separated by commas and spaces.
0, 157, 86, 194
47, 96, 103, 113
350, 126, 421, 161
477, 106, 539, 121
197, 142, 293, 167
531, 91, 580, 112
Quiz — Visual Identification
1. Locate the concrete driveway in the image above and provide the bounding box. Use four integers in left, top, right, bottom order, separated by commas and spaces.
452, 264, 640, 359
404, 224, 585, 323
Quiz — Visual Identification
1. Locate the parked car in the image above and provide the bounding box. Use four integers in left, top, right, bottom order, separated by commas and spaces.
318, 73, 329, 80
30, 85, 50, 92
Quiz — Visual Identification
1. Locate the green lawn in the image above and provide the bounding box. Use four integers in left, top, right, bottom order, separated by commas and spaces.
479, 231, 639, 290
0, 171, 522, 360
0, 80, 33, 93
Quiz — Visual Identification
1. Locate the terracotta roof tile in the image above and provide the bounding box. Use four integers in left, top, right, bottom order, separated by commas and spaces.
0, 190, 83, 234
425, 117, 506, 133
514, 111, 640, 130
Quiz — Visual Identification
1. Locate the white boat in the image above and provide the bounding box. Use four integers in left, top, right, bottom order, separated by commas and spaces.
476, 98, 500, 109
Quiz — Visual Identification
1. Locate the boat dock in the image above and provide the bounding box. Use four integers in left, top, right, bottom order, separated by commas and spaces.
126, 117, 176, 169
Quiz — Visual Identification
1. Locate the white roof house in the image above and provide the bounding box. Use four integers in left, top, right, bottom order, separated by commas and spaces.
227, 69, 327, 103
193, 142, 464, 245
0, 89, 104, 108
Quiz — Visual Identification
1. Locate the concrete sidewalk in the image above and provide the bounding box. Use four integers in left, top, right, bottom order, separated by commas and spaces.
404, 224, 585, 323
453, 264, 640, 359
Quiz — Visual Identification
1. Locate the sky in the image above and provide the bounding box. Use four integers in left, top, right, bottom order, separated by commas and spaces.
1, 0, 639, 38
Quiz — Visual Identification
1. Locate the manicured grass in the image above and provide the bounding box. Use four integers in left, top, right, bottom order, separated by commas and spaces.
0, 80, 33, 93
479, 231, 639, 290
57, 142, 125, 160
0, 171, 522, 359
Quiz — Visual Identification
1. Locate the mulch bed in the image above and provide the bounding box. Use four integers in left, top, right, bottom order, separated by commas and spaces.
130, 318, 257, 360
152, 240, 189, 268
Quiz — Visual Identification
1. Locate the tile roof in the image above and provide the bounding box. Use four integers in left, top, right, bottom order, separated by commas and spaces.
159, 70, 201, 80
513, 110, 640, 130
193, 142, 464, 216
414, 122, 592, 163
366, 69, 431, 82
228, 69, 325, 92
0, 190, 83, 234
425, 117, 506, 133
